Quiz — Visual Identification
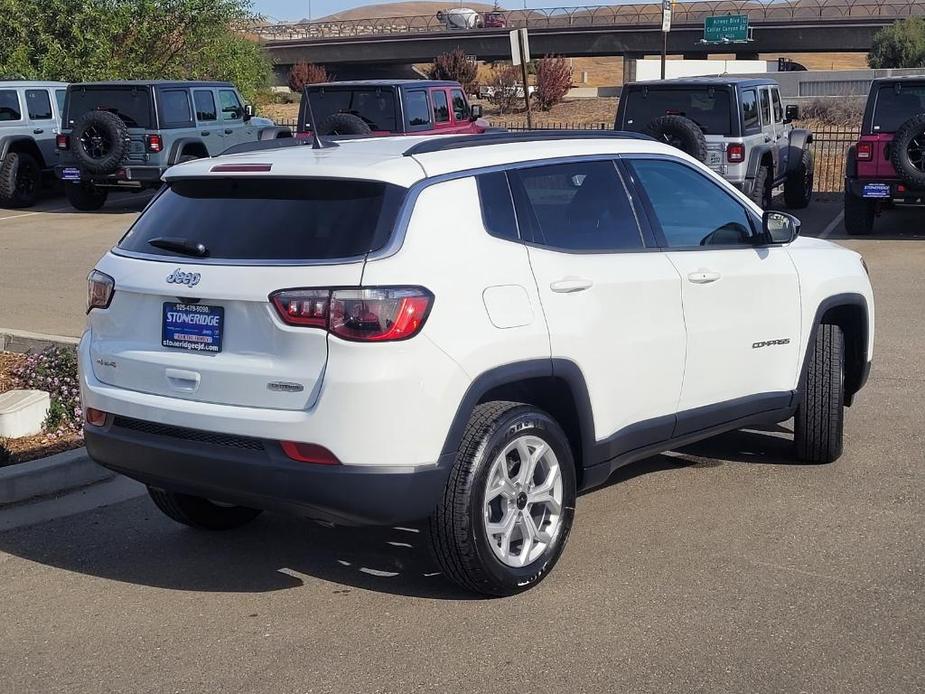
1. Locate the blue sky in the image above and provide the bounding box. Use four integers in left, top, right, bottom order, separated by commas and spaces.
254, 0, 622, 22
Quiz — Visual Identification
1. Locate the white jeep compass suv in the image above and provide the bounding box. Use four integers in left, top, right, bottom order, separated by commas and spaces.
79, 131, 874, 596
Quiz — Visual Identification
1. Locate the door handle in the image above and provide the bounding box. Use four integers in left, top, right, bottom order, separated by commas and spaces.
33, 128, 44, 134
224, 129, 233, 134
201, 131, 210, 136
688, 271, 722, 284
550, 277, 593, 293
165, 368, 200, 393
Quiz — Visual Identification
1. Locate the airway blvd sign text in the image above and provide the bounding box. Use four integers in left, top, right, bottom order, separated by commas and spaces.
704, 14, 750, 43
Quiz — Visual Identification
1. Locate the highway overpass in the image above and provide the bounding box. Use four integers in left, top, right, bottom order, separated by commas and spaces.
258, 1, 924, 81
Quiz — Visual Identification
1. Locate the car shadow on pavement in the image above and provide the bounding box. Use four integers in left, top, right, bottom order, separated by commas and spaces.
0, 425, 807, 600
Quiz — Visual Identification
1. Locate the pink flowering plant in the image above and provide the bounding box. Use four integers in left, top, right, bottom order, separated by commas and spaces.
11, 347, 83, 438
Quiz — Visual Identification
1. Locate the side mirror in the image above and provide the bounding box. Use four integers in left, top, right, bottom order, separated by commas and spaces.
470, 104, 482, 120
785, 104, 799, 122
764, 210, 801, 244
243, 104, 254, 122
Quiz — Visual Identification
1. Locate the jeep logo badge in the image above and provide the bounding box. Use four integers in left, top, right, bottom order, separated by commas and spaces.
166, 269, 201, 287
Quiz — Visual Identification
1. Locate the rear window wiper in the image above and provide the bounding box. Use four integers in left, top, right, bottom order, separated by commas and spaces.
148, 237, 209, 257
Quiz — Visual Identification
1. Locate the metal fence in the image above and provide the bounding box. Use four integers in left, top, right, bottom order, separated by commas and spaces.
267, 119, 858, 192
251, 0, 925, 41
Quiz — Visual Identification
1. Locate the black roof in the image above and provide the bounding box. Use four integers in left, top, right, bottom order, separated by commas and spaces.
68, 80, 235, 89
305, 79, 462, 90
870, 75, 925, 85
403, 130, 654, 157
626, 77, 779, 89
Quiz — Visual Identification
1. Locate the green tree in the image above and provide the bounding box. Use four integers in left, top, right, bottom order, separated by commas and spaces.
868, 18, 925, 69
0, 0, 270, 102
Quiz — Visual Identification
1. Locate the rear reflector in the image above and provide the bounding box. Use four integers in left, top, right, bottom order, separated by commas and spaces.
270, 286, 433, 342
210, 163, 273, 173
85, 408, 107, 427
857, 142, 873, 161
281, 441, 340, 465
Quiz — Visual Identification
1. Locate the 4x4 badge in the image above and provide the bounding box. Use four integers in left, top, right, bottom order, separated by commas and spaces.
166, 269, 201, 287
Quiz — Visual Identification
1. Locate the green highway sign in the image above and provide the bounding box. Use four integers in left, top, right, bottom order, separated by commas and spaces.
703, 14, 750, 43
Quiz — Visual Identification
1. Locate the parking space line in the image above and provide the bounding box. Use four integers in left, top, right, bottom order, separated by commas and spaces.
0, 204, 74, 222
820, 210, 845, 238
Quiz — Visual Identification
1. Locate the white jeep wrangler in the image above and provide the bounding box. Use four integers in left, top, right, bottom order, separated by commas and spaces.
78, 131, 874, 595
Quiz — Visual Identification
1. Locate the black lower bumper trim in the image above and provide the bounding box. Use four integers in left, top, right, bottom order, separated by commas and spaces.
84, 421, 453, 526
55, 164, 166, 185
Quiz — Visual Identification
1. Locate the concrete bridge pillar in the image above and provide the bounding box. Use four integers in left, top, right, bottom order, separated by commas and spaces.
622, 53, 643, 84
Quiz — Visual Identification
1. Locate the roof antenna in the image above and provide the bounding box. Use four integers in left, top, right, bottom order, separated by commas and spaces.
304, 90, 337, 150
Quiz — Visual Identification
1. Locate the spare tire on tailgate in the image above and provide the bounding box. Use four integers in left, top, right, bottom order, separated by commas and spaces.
643, 115, 708, 163
317, 113, 372, 136
889, 113, 925, 189
69, 110, 129, 175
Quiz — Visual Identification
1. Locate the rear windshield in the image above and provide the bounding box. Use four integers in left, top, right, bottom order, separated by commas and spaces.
66, 86, 152, 128
301, 88, 397, 132
621, 87, 733, 136
118, 178, 406, 261
871, 84, 925, 133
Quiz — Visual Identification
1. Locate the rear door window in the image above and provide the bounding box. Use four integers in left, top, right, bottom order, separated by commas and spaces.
160, 89, 193, 128
26, 90, 53, 120
66, 87, 152, 128
508, 160, 644, 252
432, 90, 450, 123
404, 90, 431, 129
0, 90, 22, 121
872, 84, 925, 132
759, 89, 771, 125
55, 89, 66, 115
193, 90, 217, 122
119, 178, 407, 262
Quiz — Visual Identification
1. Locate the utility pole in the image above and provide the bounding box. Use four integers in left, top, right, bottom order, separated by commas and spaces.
661, 0, 672, 79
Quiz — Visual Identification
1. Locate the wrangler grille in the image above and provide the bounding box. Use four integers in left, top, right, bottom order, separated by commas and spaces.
112, 416, 265, 451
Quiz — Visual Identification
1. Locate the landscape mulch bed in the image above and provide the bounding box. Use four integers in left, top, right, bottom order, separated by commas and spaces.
0, 352, 83, 467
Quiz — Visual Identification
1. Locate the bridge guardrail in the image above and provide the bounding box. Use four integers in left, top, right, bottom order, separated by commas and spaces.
252, 0, 924, 42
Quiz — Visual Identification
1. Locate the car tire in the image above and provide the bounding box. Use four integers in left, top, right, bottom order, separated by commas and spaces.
889, 113, 925, 189
429, 401, 577, 596
69, 110, 129, 175
783, 149, 814, 209
749, 164, 772, 209
64, 181, 108, 211
147, 487, 263, 530
317, 113, 372, 136
643, 115, 708, 162
0, 152, 40, 208
794, 324, 845, 464
844, 186, 875, 235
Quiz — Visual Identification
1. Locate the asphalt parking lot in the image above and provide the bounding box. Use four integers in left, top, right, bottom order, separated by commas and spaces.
0, 194, 923, 693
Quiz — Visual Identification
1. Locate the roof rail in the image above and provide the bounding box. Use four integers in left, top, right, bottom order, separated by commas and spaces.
402, 130, 653, 157
220, 137, 309, 157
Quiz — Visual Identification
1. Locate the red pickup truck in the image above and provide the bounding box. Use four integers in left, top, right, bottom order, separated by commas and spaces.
296, 80, 488, 138
845, 76, 925, 234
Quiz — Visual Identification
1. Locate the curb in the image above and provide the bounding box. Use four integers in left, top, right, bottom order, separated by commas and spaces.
1, 328, 80, 354
0, 447, 113, 506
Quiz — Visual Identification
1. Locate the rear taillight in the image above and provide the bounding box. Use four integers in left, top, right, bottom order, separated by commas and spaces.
145, 134, 163, 153
727, 143, 745, 163
56, 134, 69, 150
87, 270, 115, 312
857, 141, 873, 161
270, 286, 433, 342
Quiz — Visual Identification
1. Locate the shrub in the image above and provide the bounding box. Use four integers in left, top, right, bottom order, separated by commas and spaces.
485, 64, 522, 114
288, 62, 330, 92
799, 98, 865, 127
869, 17, 925, 69
11, 347, 82, 437
535, 55, 572, 111
429, 49, 478, 94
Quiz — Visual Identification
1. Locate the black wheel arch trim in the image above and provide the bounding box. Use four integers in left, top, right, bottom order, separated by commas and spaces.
257, 126, 293, 141
167, 137, 208, 165
0, 135, 47, 169
745, 143, 774, 180
786, 128, 814, 176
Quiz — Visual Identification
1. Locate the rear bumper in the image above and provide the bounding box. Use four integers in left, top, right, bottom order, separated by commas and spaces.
845, 177, 925, 201
84, 417, 453, 526
55, 164, 165, 186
